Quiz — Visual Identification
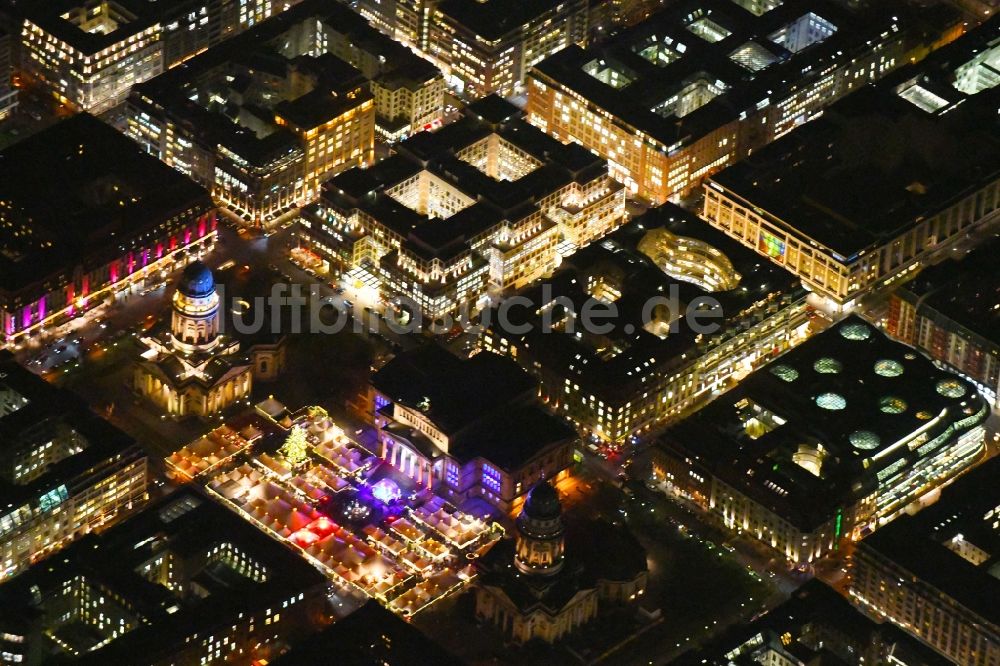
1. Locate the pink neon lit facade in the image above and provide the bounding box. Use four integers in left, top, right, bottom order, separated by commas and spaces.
1, 205, 217, 344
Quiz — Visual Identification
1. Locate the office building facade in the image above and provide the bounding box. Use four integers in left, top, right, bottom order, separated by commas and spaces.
653, 317, 989, 564
527, 0, 958, 203
701, 21, 1000, 307
0, 351, 148, 584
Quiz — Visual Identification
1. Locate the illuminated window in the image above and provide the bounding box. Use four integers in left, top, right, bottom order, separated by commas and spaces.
879, 396, 907, 414
813, 357, 842, 374
936, 379, 966, 398
873, 359, 904, 377
839, 322, 870, 340
815, 393, 845, 410
769, 364, 798, 382
482, 464, 501, 493
849, 430, 880, 450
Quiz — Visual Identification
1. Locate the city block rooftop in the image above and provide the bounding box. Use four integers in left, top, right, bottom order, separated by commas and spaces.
128, 0, 379, 171
486, 203, 804, 401
710, 15, 1000, 261
0, 350, 139, 535
318, 95, 612, 263
0, 487, 327, 663
25, 0, 160, 55
0, 113, 210, 295
859, 456, 1000, 634
530, 0, 941, 152
895, 237, 1000, 349
660, 317, 989, 531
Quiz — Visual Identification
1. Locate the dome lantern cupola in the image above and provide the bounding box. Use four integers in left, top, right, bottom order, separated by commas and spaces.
514, 481, 565, 576
170, 261, 221, 353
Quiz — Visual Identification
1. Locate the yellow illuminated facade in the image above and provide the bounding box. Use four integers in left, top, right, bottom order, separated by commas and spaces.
0, 356, 148, 584
525, 2, 934, 203
302, 99, 625, 320
652, 318, 989, 564
359, 0, 587, 99
702, 177, 1000, 306
276, 95, 376, 203
126, 3, 379, 226
20, 0, 295, 114
22, 12, 162, 113
430, 0, 588, 98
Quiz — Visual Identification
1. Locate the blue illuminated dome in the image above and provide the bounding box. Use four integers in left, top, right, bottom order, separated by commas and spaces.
178, 261, 215, 298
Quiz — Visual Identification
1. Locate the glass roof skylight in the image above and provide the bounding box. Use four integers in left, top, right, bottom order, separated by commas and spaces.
813, 357, 842, 374
874, 359, 904, 377
936, 379, 967, 398
839, 322, 870, 340
880, 396, 907, 414
849, 430, 880, 450
770, 364, 798, 382
815, 392, 846, 410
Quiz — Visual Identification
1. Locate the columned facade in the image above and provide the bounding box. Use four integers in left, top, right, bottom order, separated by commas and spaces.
134, 261, 253, 417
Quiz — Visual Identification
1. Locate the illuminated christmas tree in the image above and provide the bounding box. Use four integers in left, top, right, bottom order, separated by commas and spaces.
281, 425, 310, 466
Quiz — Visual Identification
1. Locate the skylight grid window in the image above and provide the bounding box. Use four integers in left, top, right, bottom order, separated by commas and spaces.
685, 16, 732, 43
898, 83, 949, 113
632, 35, 687, 67
729, 41, 779, 73
769, 13, 836, 54
651, 76, 727, 119
729, 0, 782, 16
583, 58, 636, 89
952, 43, 1000, 95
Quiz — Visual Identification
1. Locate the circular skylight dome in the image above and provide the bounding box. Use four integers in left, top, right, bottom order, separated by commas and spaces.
770, 364, 799, 382
816, 392, 846, 410
839, 322, 871, 341
813, 357, 843, 374
849, 430, 881, 450
915, 410, 933, 420
874, 359, 904, 377
880, 396, 907, 414
936, 379, 966, 398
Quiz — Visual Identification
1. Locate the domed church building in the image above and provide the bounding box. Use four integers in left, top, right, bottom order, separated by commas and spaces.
133, 261, 253, 416
475, 481, 648, 644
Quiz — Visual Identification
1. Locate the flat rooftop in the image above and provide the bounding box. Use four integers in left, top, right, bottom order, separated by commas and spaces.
437, 0, 577, 41
660, 317, 988, 530
321, 95, 609, 261
25, 0, 159, 55
0, 350, 141, 511
711, 18, 1000, 260
674, 580, 953, 665
373, 346, 575, 469
130, 0, 374, 166
531, 0, 931, 152
0, 113, 211, 295
859, 456, 1000, 629
273, 600, 462, 665
373, 345, 536, 435
898, 237, 1000, 347
487, 203, 805, 401
0, 487, 327, 664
